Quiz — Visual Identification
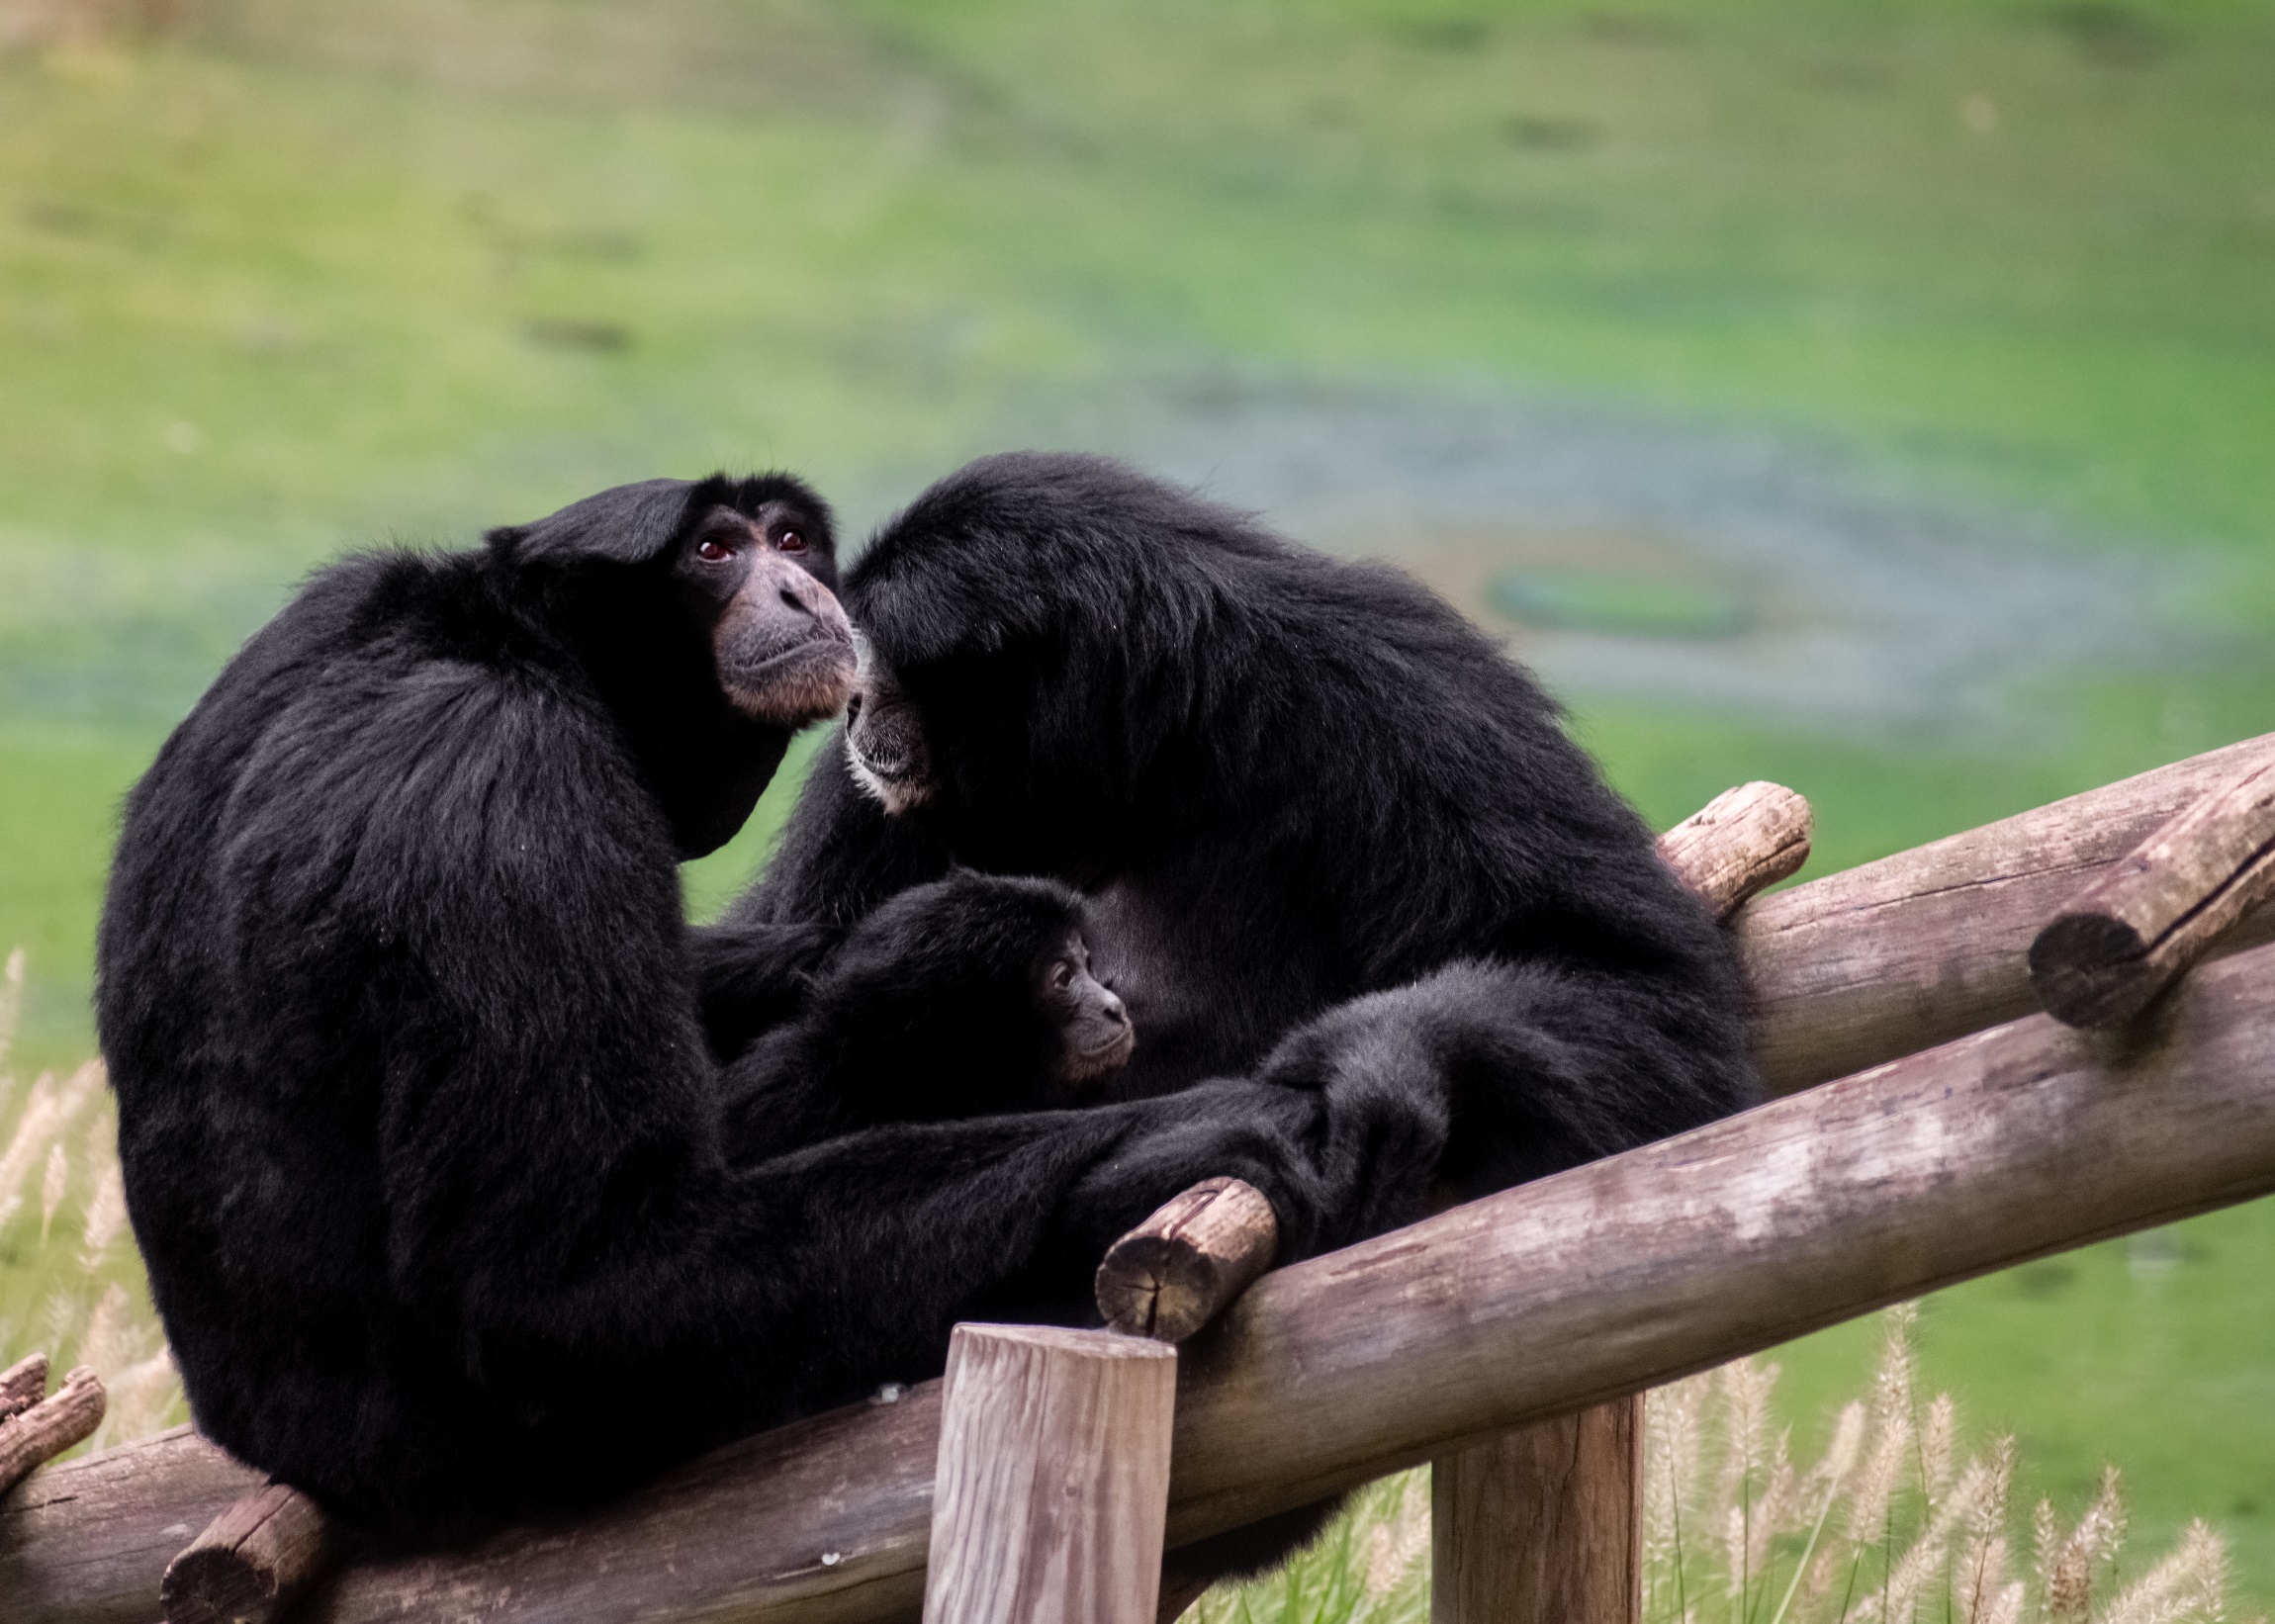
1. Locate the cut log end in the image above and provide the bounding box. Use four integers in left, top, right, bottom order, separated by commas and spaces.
2030, 761, 2275, 1029
1656, 781, 1813, 921
160, 1481, 338, 1624
1096, 1176, 1280, 1343
2030, 912, 2154, 1028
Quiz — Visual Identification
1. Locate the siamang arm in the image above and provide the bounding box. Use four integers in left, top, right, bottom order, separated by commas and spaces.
685, 917, 845, 1062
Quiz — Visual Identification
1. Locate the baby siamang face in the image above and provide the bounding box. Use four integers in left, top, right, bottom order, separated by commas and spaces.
1038, 928, 1134, 1086
843, 655, 936, 815
675, 501, 856, 727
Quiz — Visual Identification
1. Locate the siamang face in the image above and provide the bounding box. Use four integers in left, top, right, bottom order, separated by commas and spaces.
673, 500, 857, 728
1037, 928, 1134, 1086
842, 653, 936, 816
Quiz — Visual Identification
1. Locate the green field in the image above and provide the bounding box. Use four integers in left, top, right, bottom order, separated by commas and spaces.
2, 0, 2271, 1601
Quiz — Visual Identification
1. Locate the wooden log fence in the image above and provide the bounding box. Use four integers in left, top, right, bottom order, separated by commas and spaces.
1742, 729, 2275, 1090
9, 732, 2275, 1624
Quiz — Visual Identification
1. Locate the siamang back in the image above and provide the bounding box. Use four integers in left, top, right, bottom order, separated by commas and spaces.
743, 452, 1758, 1200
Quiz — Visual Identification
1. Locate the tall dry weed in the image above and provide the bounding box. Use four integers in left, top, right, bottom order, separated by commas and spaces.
1642, 1308, 2256, 1624
0, 949, 186, 1454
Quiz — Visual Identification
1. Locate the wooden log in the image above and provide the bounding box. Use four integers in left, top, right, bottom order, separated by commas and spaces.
18, 935, 2275, 1624
160, 1481, 338, 1624
0, 1366, 106, 1497
1743, 730, 2275, 1092
1431, 1399, 1640, 1624
923, 1324, 1178, 1624
2030, 760, 2275, 1028
0, 1353, 48, 1424
1656, 781, 1812, 920
1096, 1177, 1280, 1343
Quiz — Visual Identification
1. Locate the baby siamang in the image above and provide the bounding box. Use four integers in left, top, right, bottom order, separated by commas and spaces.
721, 869, 1133, 1153
721, 451, 1759, 1582
97, 474, 1432, 1538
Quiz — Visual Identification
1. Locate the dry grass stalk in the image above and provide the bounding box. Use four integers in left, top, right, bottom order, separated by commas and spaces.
0, 951, 185, 1458
1642, 1308, 2258, 1624
0, 947, 22, 1067
1360, 1473, 1429, 1600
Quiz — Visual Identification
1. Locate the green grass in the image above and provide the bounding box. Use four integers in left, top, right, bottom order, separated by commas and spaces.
2, 0, 2272, 1600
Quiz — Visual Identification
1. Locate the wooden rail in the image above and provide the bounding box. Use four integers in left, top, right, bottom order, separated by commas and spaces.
1742, 730, 2275, 1090
13, 932, 2275, 1623
12, 731, 2275, 1624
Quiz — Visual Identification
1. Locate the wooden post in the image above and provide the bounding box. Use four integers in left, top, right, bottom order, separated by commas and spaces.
1432, 1401, 1641, 1624
161, 1481, 339, 1624
923, 1324, 1179, 1624
2031, 760, 2275, 1027
1421, 781, 1805, 1624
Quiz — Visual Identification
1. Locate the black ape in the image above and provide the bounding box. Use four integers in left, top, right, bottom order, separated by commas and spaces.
734, 449, 1758, 1215
727, 453, 1759, 1584
722, 870, 1134, 1152
97, 473, 1432, 1538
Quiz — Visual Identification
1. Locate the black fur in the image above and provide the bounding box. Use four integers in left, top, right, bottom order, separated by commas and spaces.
725, 451, 1760, 1576
96, 473, 1438, 1538
737, 451, 1758, 1189
721, 870, 1113, 1151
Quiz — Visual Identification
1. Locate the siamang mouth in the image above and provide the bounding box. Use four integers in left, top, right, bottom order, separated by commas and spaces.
721, 635, 857, 725
1064, 1028, 1137, 1080
851, 737, 918, 781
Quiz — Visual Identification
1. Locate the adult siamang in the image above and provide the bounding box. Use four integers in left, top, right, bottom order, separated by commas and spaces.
728, 451, 1757, 1209
96, 474, 1436, 1539
717, 452, 1758, 1589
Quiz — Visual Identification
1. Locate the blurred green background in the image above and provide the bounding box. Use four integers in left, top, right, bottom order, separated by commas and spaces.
2, 0, 2270, 1594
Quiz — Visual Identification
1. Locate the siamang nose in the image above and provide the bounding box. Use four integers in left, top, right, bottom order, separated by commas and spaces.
779, 573, 827, 616
1100, 990, 1128, 1027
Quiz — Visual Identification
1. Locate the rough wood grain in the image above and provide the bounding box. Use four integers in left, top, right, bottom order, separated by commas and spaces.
1742, 730, 2275, 1091
19, 936, 2275, 1624
0, 1353, 48, 1424
2030, 760, 2275, 1027
1656, 781, 1813, 920
1431, 1399, 1640, 1624
923, 1325, 1177, 1624
1096, 1177, 1280, 1343
161, 1481, 338, 1624
0, 1366, 106, 1498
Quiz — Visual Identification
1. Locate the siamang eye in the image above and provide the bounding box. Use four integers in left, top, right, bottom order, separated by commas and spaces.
775, 529, 808, 554
694, 536, 736, 564
1051, 961, 1076, 990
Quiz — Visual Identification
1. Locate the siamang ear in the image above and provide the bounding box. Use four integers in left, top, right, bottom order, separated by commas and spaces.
485, 478, 701, 567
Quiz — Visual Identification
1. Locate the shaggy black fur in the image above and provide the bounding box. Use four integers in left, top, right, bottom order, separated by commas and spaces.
96, 473, 1438, 1539
734, 451, 1758, 1195
722, 451, 1760, 1579
721, 870, 1132, 1151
